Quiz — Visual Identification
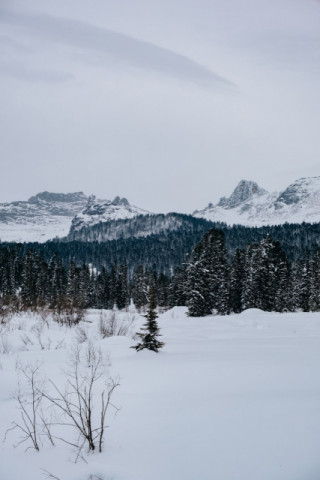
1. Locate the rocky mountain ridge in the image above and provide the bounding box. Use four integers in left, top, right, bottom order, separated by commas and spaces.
216, 180, 268, 209
194, 177, 320, 226
69, 195, 150, 235
0, 192, 88, 242
1, 176, 320, 242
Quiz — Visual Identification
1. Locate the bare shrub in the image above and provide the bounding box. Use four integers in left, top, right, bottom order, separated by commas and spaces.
20, 333, 34, 349
16, 319, 26, 331
31, 323, 45, 350
41, 471, 61, 480
0, 295, 24, 322
0, 335, 11, 354
38, 306, 51, 327
6, 349, 119, 460
99, 311, 135, 338
5, 363, 44, 451
42, 344, 119, 457
53, 306, 86, 327
54, 339, 66, 350
29, 322, 52, 351
0, 299, 12, 324
76, 324, 89, 344
42, 473, 105, 480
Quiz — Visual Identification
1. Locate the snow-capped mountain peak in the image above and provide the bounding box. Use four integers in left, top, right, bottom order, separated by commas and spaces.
194, 177, 320, 226
112, 196, 130, 207
0, 191, 88, 242
69, 196, 151, 233
274, 177, 320, 209
217, 180, 268, 209
28, 191, 87, 205
1, 177, 320, 242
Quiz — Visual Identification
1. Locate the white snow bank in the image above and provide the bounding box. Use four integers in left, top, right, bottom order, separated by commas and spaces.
1, 309, 320, 480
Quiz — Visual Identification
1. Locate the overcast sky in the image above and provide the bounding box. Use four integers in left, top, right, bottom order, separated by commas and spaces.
1, 0, 320, 213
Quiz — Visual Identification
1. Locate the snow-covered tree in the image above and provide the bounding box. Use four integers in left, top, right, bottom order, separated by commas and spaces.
132, 288, 164, 352
186, 229, 229, 316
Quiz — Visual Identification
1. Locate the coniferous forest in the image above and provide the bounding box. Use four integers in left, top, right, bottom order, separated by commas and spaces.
1, 222, 320, 317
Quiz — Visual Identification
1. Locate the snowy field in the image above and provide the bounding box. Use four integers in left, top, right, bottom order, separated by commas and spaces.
0, 216, 73, 243
1, 307, 320, 480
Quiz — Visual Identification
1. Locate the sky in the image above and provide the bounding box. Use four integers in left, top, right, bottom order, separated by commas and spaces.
0, 0, 320, 213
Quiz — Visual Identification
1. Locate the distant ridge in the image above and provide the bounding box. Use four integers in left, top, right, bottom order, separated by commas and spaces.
193, 177, 320, 226
0, 177, 320, 242
69, 195, 151, 235
0, 191, 88, 242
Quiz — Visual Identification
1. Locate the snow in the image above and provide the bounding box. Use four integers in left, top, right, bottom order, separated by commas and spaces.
69, 198, 151, 235
0, 192, 88, 243
1, 307, 320, 479
0, 216, 74, 243
1, 177, 320, 242
194, 176, 320, 227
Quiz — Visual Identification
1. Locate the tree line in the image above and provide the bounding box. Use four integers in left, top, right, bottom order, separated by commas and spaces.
170, 229, 320, 315
0, 229, 320, 316
2, 220, 320, 278
0, 245, 169, 313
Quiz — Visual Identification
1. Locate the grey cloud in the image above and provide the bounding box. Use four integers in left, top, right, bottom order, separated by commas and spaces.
242, 33, 320, 72
0, 34, 29, 52
0, 6, 233, 87
0, 61, 74, 83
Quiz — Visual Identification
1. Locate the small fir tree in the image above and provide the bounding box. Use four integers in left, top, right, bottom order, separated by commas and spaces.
132, 288, 164, 352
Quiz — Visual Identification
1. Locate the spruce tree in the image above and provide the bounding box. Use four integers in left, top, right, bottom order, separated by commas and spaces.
132, 288, 164, 352
131, 265, 148, 310
115, 264, 129, 309
293, 254, 311, 311
185, 229, 229, 316
309, 250, 320, 311
273, 241, 292, 312
229, 249, 245, 313
169, 254, 190, 307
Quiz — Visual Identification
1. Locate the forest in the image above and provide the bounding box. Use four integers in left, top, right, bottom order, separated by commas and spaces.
0, 223, 319, 317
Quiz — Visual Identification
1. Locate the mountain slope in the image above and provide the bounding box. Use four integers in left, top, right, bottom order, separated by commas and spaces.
0, 192, 88, 242
69, 196, 150, 235
1, 176, 320, 243
66, 212, 212, 243
194, 177, 320, 226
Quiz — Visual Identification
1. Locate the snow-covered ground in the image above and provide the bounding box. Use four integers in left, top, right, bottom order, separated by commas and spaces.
1, 307, 320, 480
0, 216, 74, 243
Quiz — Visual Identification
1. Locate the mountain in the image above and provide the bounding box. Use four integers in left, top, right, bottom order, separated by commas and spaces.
193, 177, 320, 226
0, 192, 88, 242
217, 180, 268, 209
69, 196, 150, 236
1, 177, 320, 243
66, 212, 212, 242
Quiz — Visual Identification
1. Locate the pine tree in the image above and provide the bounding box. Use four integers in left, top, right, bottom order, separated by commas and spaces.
156, 273, 170, 308
131, 265, 148, 310
241, 236, 292, 312
109, 263, 118, 309
169, 254, 190, 307
132, 288, 164, 352
309, 250, 320, 311
185, 229, 229, 316
115, 264, 129, 309
273, 241, 292, 312
229, 249, 245, 313
47, 254, 66, 310
186, 257, 211, 316
94, 266, 109, 309
21, 249, 38, 310
293, 254, 311, 311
